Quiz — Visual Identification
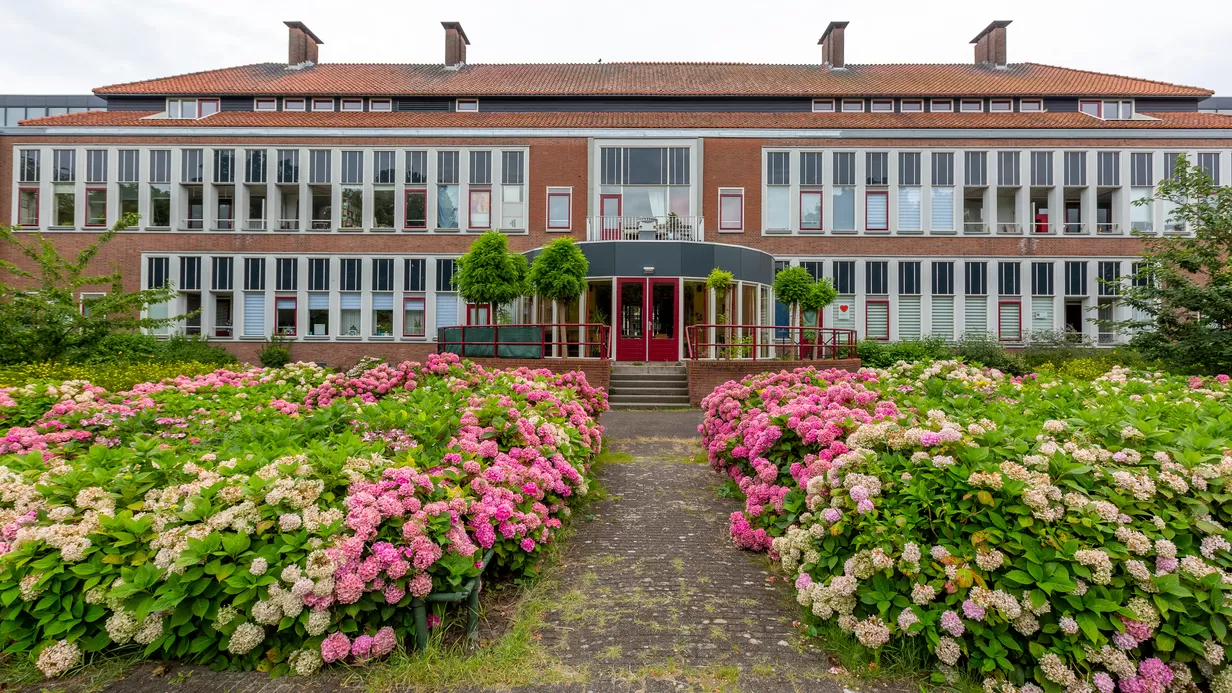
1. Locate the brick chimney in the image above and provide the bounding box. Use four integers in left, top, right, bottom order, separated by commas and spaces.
285, 21, 323, 65
818, 21, 849, 70
442, 22, 470, 67
971, 20, 1011, 68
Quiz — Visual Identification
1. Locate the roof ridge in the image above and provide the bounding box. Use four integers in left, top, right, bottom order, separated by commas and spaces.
94, 63, 283, 94
1020, 62, 1213, 96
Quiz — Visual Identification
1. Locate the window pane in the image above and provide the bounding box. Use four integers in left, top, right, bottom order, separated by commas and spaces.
405, 191, 427, 228
898, 187, 921, 230
373, 189, 395, 228
931, 187, 954, 231
833, 188, 855, 231
548, 193, 570, 228
866, 192, 888, 230
766, 187, 789, 230
437, 185, 459, 228
800, 191, 822, 230
469, 189, 491, 229
86, 189, 106, 225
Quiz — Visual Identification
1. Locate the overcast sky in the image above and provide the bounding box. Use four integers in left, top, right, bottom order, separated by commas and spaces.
6, 0, 1232, 95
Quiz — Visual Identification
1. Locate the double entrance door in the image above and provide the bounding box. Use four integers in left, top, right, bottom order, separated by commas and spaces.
616, 278, 678, 361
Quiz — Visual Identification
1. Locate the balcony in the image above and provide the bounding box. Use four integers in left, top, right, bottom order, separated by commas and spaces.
278, 218, 300, 231
1063, 222, 1087, 235
586, 215, 704, 242
996, 223, 1022, 235
245, 220, 267, 231
962, 222, 989, 235
1096, 222, 1121, 235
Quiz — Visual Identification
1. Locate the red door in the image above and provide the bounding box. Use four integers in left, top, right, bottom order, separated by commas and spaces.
616, 279, 645, 361
647, 279, 678, 362
600, 195, 622, 240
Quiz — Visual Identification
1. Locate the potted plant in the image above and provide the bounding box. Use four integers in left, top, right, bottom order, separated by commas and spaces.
706, 268, 735, 357
799, 278, 838, 359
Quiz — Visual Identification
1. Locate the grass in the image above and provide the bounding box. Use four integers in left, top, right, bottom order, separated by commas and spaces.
0, 649, 143, 692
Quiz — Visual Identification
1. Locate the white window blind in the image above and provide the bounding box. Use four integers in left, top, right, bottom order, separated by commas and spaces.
243, 293, 265, 336
308, 293, 329, 310
866, 302, 889, 340
866, 194, 888, 230
766, 187, 789, 230
999, 302, 1022, 341
931, 188, 954, 231
340, 293, 362, 309
372, 293, 394, 310
898, 296, 921, 338
832, 296, 856, 330
434, 293, 458, 332
931, 297, 954, 340
898, 188, 921, 231
1031, 296, 1054, 333
965, 298, 988, 334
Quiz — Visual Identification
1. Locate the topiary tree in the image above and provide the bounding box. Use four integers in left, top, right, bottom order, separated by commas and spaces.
0, 213, 180, 364
773, 266, 814, 328
453, 231, 529, 316
801, 278, 838, 326
706, 268, 735, 325
529, 237, 589, 316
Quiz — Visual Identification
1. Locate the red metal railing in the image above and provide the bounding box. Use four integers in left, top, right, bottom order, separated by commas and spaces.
685, 324, 858, 361
437, 323, 611, 360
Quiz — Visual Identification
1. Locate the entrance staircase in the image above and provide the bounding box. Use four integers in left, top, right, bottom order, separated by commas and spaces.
607, 362, 691, 410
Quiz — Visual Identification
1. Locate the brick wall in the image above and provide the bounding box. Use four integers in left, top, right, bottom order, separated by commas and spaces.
685, 358, 862, 406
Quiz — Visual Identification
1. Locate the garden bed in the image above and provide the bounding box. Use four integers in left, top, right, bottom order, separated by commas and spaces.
701, 361, 1232, 690
0, 354, 607, 679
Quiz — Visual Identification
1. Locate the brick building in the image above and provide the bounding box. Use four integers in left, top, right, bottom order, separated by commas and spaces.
5, 19, 1232, 365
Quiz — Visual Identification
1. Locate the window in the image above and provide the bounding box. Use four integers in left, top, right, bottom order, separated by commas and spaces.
277, 149, 300, 183
501, 151, 525, 230
870, 99, 893, 112
368, 258, 394, 292
716, 188, 744, 232
307, 292, 329, 336
998, 300, 1022, 341
213, 149, 235, 184
456, 99, 479, 112
404, 189, 427, 229
901, 99, 923, 112
275, 297, 297, 336
932, 262, 955, 295
403, 297, 426, 337
997, 152, 1021, 186
167, 98, 218, 119
1098, 262, 1121, 296
85, 188, 106, 226
18, 150, 40, 182
85, 150, 107, 183
18, 188, 38, 227
900, 153, 923, 230
998, 262, 1021, 296
899, 262, 922, 294
341, 296, 361, 336
800, 191, 823, 231
1130, 153, 1154, 187
53, 150, 76, 182
1064, 262, 1088, 296
1199, 152, 1222, 185
149, 184, 171, 227
244, 258, 266, 291
811, 99, 835, 112
1098, 152, 1121, 186
437, 151, 460, 229
833, 261, 856, 294
1131, 187, 1154, 233
866, 261, 889, 295
469, 189, 492, 229
833, 152, 857, 232
898, 152, 921, 186
865, 152, 889, 186
341, 98, 363, 112
1079, 101, 1101, 118
964, 152, 988, 186
275, 258, 298, 291
766, 151, 790, 231
960, 100, 983, 112
1103, 100, 1134, 120
311, 98, 334, 111
990, 99, 1012, 112
147, 257, 171, 289
841, 99, 864, 112
52, 182, 75, 227
181, 149, 204, 183
212, 257, 234, 290
1031, 262, 1054, 295
373, 191, 395, 230
1020, 99, 1043, 112
284, 98, 306, 111
801, 262, 823, 281
254, 98, 277, 111
866, 191, 888, 231
1030, 152, 1054, 186
308, 258, 330, 291
965, 262, 988, 295
243, 291, 265, 337
406, 151, 428, 184
246, 149, 267, 184
368, 150, 396, 185
1064, 152, 1087, 186
800, 152, 823, 186
341, 151, 364, 184
547, 188, 572, 230
404, 259, 426, 291
436, 259, 457, 292
930, 99, 953, 112
309, 150, 331, 184
340, 258, 362, 291
370, 99, 392, 112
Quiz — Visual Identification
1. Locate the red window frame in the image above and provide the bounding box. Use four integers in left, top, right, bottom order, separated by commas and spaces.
84, 187, 107, 227
197, 99, 220, 118
275, 296, 298, 337
811, 99, 835, 113
989, 99, 1013, 112
900, 99, 924, 112
1079, 100, 1102, 118
466, 303, 492, 325
547, 190, 571, 230
799, 190, 823, 231
283, 98, 306, 111
870, 99, 894, 112
718, 191, 744, 231
311, 98, 334, 112
402, 297, 426, 337
467, 188, 492, 230
369, 99, 392, 112
17, 188, 39, 227
403, 189, 427, 229
998, 300, 1023, 342
865, 190, 889, 231
930, 99, 954, 112
254, 98, 277, 111
340, 98, 363, 112
865, 299, 890, 341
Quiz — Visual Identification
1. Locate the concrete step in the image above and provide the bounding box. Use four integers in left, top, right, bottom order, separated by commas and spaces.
610, 364, 687, 376
609, 390, 691, 400
607, 402, 694, 410
609, 375, 689, 386
607, 393, 693, 406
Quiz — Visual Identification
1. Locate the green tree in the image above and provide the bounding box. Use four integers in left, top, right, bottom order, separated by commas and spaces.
0, 213, 179, 364
453, 231, 529, 309
801, 278, 838, 325
1111, 157, 1232, 373
529, 238, 588, 307
773, 266, 813, 327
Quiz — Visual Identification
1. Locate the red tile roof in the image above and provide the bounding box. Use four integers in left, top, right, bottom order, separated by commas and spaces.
19, 110, 1232, 130
92, 62, 1212, 98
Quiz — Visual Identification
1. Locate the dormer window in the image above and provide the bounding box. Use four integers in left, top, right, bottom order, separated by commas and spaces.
456, 98, 479, 112
841, 99, 864, 113
989, 99, 1012, 112
1103, 100, 1134, 120
312, 98, 335, 112
1020, 99, 1043, 112
340, 98, 363, 112
254, 98, 277, 111
960, 99, 983, 113
812, 99, 835, 113
1079, 100, 1102, 117
283, 98, 306, 111
167, 98, 219, 119
930, 99, 953, 112
900, 99, 924, 112
370, 99, 393, 112
870, 99, 894, 113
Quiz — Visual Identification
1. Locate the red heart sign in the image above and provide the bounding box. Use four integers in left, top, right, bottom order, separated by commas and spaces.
839, 304, 849, 312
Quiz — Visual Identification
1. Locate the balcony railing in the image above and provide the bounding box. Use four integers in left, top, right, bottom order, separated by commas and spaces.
181, 218, 204, 230
1063, 222, 1087, 235
685, 324, 858, 360
278, 218, 300, 231
962, 222, 989, 234
996, 223, 1022, 234
310, 219, 331, 231
245, 220, 267, 231
586, 215, 704, 242
216, 219, 235, 231
1096, 222, 1121, 235
436, 323, 611, 359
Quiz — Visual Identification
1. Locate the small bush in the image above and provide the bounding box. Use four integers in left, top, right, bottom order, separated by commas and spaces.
856, 336, 950, 368
258, 339, 292, 369
952, 332, 1028, 374
71, 333, 238, 366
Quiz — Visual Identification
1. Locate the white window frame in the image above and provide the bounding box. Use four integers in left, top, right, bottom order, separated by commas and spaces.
870, 99, 894, 113
718, 187, 744, 232
989, 99, 1013, 112
340, 98, 364, 112
254, 98, 277, 112
546, 186, 571, 231
900, 99, 924, 112
166, 98, 219, 120
284, 98, 306, 112
841, 99, 865, 113
311, 98, 335, 112
456, 98, 479, 112
369, 99, 392, 112
1019, 99, 1044, 112
811, 99, 835, 113
960, 99, 983, 113
930, 99, 954, 112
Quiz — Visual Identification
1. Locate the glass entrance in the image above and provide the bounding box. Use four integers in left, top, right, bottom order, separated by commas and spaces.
616, 278, 679, 361
616, 279, 644, 361
647, 279, 678, 361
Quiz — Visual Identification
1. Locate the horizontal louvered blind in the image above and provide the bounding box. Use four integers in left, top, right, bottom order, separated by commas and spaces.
435, 293, 458, 332
965, 299, 988, 334
866, 302, 889, 340
999, 302, 1022, 341
308, 293, 329, 310
1031, 296, 1054, 333
931, 297, 954, 340
930, 187, 954, 231
832, 296, 856, 330
243, 293, 265, 336
898, 296, 921, 339
372, 293, 394, 310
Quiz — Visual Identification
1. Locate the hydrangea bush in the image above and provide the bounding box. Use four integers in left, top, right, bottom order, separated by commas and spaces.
0, 353, 606, 678
701, 361, 1232, 692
